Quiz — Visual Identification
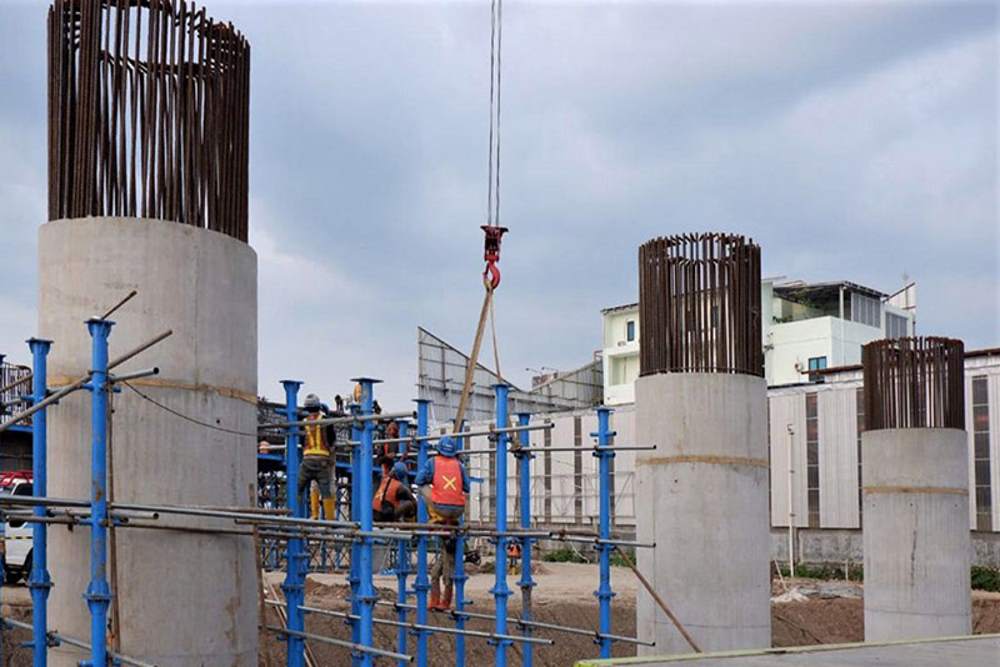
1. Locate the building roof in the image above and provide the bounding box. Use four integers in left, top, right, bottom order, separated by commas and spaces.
774, 280, 887, 303
601, 302, 638, 315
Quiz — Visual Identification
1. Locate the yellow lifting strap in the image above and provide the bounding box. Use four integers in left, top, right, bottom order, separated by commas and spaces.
452, 282, 495, 433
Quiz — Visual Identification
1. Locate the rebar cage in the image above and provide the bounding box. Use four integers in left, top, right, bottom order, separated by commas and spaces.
48, 0, 250, 242
638, 233, 763, 377
862, 336, 965, 431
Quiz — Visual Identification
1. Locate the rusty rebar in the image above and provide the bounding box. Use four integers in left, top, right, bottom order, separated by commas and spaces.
638, 233, 762, 377
862, 336, 965, 431
48, 0, 250, 242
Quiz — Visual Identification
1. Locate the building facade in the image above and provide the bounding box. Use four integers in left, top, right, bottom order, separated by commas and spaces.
601, 279, 916, 405
459, 349, 1000, 544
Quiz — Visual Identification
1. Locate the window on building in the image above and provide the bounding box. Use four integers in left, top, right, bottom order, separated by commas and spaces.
973, 376, 992, 531
849, 293, 882, 328
806, 393, 820, 528
885, 312, 908, 339
808, 356, 827, 382
856, 387, 864, 527
626, 320, 636, 343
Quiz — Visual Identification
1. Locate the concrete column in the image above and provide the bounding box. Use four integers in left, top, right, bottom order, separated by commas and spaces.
635, 372, 770, 655
863, 428, 971, 641
40, 217, 258, 666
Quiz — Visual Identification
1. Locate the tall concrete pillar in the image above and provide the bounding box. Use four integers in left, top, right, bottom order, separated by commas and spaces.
635, 234, 770, 655
43, 3, 255, 664
862, 337, 970, 641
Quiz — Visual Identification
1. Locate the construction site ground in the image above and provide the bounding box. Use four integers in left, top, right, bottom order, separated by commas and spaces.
1, 563, 998, 666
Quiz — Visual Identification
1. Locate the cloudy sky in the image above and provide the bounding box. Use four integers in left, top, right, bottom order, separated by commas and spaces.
1, 0, 997, 409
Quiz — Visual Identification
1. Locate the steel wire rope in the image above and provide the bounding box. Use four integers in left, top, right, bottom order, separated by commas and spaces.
121, 380, 260, 437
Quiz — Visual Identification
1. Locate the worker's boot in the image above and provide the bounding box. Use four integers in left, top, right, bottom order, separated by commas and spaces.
322, 498, 335, 520
429, 580, 442, 611
309, 487, 320, 520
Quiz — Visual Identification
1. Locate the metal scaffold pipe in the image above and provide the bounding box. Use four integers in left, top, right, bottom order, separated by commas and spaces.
266, 626, 413, 663
290, 602, 554, 646
260, 410, 414, 430
0, 328, 172, 434
353, 421, 554, 448
380, 602, 655, 647
0, 617, 157, 667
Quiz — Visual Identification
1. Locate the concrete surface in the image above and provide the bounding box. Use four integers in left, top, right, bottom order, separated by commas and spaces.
574, 634, 1000, 666
862, 428, 971, 642
635, 373, 771, 656
40, 217, 258, 666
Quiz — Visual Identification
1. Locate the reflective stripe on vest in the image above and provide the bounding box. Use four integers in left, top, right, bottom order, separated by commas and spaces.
430, 457, 465, 507
373, 477, 401, 512
303, 415, 329, 457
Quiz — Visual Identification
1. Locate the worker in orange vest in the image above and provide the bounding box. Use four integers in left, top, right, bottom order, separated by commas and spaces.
373, 462, 416, 522
298, 393, 335, 520
414, 436, 469, 611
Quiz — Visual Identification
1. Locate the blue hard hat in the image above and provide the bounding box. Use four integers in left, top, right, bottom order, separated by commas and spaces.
437, 436, 458, 457
392, 462, 408, 480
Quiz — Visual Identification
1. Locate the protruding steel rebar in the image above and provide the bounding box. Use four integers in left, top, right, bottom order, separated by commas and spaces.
48, 1, 250, 242
638, 233, 762, 377
862, 336, 965, 431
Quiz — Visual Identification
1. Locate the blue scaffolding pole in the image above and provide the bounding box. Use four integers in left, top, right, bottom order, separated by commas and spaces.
353, 378, 380, 667
490, 384, 512, 667
412, 399, 431, 667
515, 412, 536, 667
453, 423, 468, 667
394, 418, 411, 667
82, 318, 113, 667
593, 406, 616, 659
280, 379, 306, 667
27, 338, 52, 667
349, 403, 362, 665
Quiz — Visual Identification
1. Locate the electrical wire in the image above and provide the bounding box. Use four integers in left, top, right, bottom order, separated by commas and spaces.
121, 380, 260, 438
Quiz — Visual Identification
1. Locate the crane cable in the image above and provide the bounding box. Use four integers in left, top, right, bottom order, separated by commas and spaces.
454, 0, 505, 432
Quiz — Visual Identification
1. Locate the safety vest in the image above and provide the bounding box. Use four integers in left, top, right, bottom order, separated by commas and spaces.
302, 414, 329, 457
430, 457, 465, 507
373, 477, 403, 512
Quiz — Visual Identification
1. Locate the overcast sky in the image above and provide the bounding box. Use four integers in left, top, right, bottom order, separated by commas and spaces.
1, 0, 997, 409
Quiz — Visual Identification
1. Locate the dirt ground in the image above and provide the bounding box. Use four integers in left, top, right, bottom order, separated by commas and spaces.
2, 564, 999, 666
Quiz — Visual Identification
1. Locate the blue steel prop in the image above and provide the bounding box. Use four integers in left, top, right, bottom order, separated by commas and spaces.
349, 404, 362, 664
27, 338, 52, 667
593, 407, 616, 658
395, 419, 410, 667
412, 399, 431, 667
453, 424, 468, 667
280, 380, 306, 667
352, 378, 380, 667
490, 384, 513, 667
82, 319, 113, 667
515, 412, 536, 667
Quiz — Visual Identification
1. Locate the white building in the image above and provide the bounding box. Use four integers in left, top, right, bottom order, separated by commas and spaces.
601, 279, 916, 405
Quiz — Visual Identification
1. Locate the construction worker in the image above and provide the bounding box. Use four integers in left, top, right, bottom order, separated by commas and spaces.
378, 421, 401, 476
373, 462, 416, 522
414, 436, 469, 611
298, 393, 335, 520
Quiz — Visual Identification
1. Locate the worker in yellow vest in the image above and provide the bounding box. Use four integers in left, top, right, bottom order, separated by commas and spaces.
299, 393, 335, 520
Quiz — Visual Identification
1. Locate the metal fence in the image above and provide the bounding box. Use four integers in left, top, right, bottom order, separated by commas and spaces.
638, 232, 762, 377
0, 361, 33, 423
862, 336, 965, 430
48, 0, 250, 242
